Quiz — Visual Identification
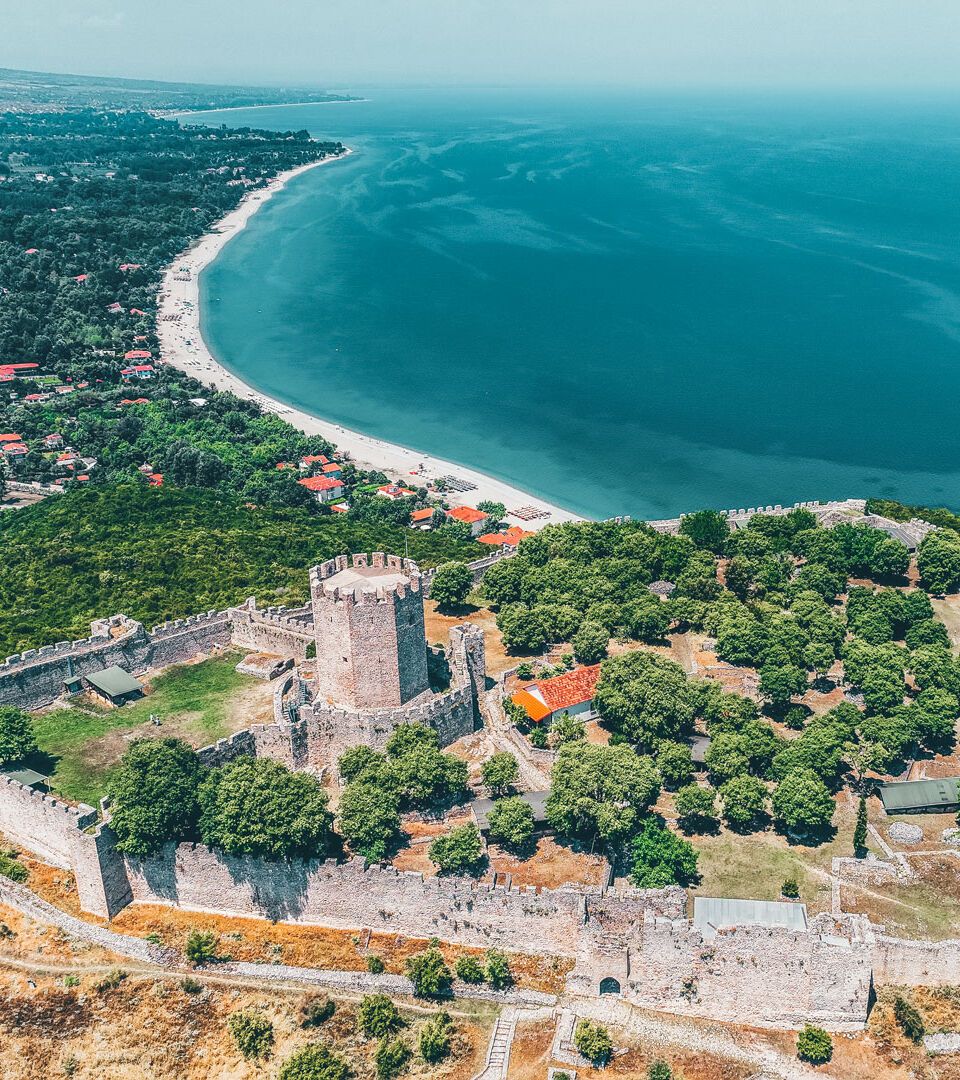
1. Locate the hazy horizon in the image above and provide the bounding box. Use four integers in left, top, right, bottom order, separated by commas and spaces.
1, 0, 959, 94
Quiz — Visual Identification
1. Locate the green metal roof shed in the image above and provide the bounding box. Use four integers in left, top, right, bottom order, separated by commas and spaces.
693, 897, 808, 940
2, 767, 48, 791
880, 777, 960, 814
83, 665, 143, 704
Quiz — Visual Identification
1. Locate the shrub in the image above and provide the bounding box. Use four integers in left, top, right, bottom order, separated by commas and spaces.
574, 1019, 612, 1065
481, 752, 519, 795
63, 974, 80, 989
94, 969, 127, 993
455, 955, 486, 984
62, 1056, 80, 1077
358, 994, 402, 1039
429, 824, 484, 875
0, 851, 28, 883
781, 877, 800, 899
487, 795, 535, 851
0, 705, 37, 767
180, 976, 203, 995
419, 1010, 453, 1063
528, 724, 549, 749
648, 1062, 672, 1080
893, 994, 925, 1042
375, 1035, 411, 1079
367, 954, 385, 974
485, 949, 513, 990
185, 929, 218, 966
278, 1043, 351, 1080
796, 1024, 832, 1064
228, 1010, 274, 1060
406, 947, 452, 998
301, 994, 336, 1027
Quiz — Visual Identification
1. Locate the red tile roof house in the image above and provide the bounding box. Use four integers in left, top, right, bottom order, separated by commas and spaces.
120, 364, 155, 380
477, 525, 535, 547
410, 507, 436, 529
147, 473, 164, 488
42, 433, 64, 449
298, 454, 329, 472
321, 462, 343, 478
0, 433, 23, 444
377, 484, 416, 501
1, 442, 29, 460
298, 475, 345, 504
510, 664, 603, 726
123, 349, 153, 361
446, 504, 489, 536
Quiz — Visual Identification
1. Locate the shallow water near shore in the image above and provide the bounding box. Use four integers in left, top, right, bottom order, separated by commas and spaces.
189, 89, 960, 519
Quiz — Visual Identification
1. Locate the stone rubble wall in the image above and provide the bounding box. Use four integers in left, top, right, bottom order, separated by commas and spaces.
872, 934, 960, 986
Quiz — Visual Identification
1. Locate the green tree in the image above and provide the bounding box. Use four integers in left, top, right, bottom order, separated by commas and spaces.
758, 661, 806, 711
198, 757, 333, 860
546, 743, 660, 848
357, 994, 402, 1039
428, 823, 484, 875
481, 752, 519, 795
337, 781, 402, 862
630, 816, 699, 887
853, 796, 868, 856
487, 796, 535, 851
573, 1019, 613, 1066
648, 1062, 672, 1080
0, 706, 37, 767
772, 769, 835, 835
796, 1025, 832, 1064
719, 775, 768, 830
228, 1010, 274, 1061
278, 1044, 351, 1080
571, 620, 609, 664
655, 741, 694, 790
476, 501, 506, 527
430, 562, 472, 611
185, 929, 218, 965
918, 530, 960, 594
679, 510, 729, 555
455, 955, 485, 983
419, 1011, 453, 1063
594, 651, 697, 750
375, 1036, 411, 1079
485, 949, 513, 990
338, 745, 381, 782
673, 784, 717, 832
704, 733, 751, 784
107, 738, 204, 858
406, 947, 452, 998
551, 711, 586, 746
500, 607, 548, 653
892, 995, 925, 1043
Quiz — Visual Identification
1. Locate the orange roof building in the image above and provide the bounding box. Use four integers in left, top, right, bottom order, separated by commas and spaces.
410, 507, 435, 526
446, 505, 489, 536
509, 664, 602, 725
298, 475, 345, 504
477, 526, 535, 547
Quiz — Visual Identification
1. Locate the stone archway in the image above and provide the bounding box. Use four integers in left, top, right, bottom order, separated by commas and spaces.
599, 976, 621, 996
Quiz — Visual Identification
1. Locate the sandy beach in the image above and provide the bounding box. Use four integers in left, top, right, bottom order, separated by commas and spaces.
156, 151, 583, 529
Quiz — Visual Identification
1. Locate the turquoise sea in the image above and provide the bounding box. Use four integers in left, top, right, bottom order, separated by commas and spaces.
188, 90, 960, 520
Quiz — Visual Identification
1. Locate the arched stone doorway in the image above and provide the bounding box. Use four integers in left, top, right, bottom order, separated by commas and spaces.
598, 977, 621, 996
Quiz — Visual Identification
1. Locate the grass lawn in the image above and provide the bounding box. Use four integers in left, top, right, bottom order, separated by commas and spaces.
28, 653, 274, 806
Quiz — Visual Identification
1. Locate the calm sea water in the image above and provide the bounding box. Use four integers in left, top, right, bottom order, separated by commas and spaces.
189, 90, 960, 520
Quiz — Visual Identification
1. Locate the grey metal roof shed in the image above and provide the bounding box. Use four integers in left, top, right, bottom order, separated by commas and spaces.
693, 896, 808, 940
879, 777, 960, 814
83, 665, 143, 703
471, 791, 550, 833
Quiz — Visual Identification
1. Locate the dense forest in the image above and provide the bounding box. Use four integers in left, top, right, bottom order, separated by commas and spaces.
0, 486, 478, 653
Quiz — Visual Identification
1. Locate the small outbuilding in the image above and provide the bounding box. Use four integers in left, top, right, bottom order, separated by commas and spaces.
82, 665, 144, 707
2, 767, 49, 792
471, 790, 550, 834
693, 896, 808, 941
879, 777, 960, 815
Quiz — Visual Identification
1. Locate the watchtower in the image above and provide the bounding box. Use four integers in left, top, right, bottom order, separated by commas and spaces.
309, 553, 430, 710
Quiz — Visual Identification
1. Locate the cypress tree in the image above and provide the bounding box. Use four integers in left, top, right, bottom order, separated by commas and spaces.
853, 795, 868, 856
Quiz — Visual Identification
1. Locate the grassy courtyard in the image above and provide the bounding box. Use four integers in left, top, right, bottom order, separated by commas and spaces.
28, 653, 275, 806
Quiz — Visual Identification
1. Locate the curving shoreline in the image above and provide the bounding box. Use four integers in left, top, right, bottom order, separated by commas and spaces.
156, 150, 583, 529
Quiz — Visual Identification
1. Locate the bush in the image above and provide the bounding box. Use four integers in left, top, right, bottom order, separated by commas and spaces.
419, 1010, 453, 1063
893, 994, 925, 1042
406, 947, 452, 998
367, 954, 385, 974
796, 1024, 832, 1064
375, 1035, 411, 1079
481, 752, 519, 795
0, 851, 28, 883
487, 796, 535, 851
94, 969, 127, 993
0, 706, 37, 767
781, 877, 800, 899
278, 1043, 351, 1080
485, 949, 513, 990
573, 1019, 612, 1065
300, 994, 336, 1027
528, 724, 549, 749
648, 1062, 672, 1080
455, 955, 486, 983
185, 929, 218, 966
358, 994, 402, 1039
429, 823, 484, 875
228, 1010, 274, 1060
180, 976, 203, 995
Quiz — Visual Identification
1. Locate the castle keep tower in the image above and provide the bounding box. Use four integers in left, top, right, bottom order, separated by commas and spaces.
310, 553, 430, 710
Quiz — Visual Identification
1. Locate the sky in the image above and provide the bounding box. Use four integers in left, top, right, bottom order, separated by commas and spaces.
1, 0, 958, 92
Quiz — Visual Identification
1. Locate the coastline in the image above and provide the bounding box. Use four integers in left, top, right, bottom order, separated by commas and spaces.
156, 151, 584, 530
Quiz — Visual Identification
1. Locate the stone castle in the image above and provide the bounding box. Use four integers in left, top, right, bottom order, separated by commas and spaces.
1, 547, 957, 1033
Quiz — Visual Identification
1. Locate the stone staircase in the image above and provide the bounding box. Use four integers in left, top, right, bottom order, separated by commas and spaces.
472, 1006, 518, 1080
